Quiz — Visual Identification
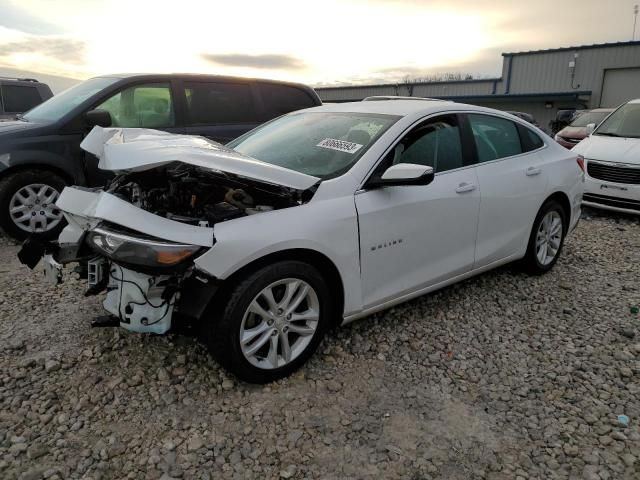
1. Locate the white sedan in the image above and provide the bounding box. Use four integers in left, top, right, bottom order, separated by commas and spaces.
20, 99, 584, 382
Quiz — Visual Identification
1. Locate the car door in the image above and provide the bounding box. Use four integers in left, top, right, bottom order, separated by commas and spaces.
467, 113, 549, 267
84, 81, 182, 186
182, 81, 262, 143
355, 113, 480, 309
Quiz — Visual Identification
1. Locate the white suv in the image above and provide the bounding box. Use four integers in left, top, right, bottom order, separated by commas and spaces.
20, 99, 584, 382
573, 99, 640, 214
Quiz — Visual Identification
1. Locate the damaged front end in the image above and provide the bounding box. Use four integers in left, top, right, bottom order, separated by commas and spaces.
18, 126, 319, 335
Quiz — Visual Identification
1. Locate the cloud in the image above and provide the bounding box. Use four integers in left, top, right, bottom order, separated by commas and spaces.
0, 37, 86, 64
0, 2, 61, 35
201, 53, 305, 70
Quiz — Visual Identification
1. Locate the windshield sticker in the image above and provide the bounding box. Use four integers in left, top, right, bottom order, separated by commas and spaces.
316, 138, 363, 154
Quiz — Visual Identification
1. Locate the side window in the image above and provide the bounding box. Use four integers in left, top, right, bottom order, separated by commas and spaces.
388, 114, 464, 174
95, 83, 174, 128
517, 124, 545, 152
468, 114, 522, 162
258, 83, 317, 118
1, 85, 42, 113
184, 82, 256, 125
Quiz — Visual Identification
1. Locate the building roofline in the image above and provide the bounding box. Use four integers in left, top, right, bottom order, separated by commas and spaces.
319, 91, 593, 103
433, 91, 592, 100
315, 77, 500, 91
502, 40, 640, 56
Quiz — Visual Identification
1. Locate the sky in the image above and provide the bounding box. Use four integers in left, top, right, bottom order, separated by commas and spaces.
0, 0, 638, 91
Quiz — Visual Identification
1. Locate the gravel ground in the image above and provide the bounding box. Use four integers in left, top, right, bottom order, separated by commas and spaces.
1, 208, 639, 480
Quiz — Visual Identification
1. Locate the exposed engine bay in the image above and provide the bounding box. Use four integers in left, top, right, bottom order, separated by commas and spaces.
18, 126, 322, 337
107, 162, 311, 227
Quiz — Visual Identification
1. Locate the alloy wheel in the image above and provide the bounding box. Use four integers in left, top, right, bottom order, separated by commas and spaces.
240, 278, 320, 370
9, 184, 63, 233
535, 210, 563, 266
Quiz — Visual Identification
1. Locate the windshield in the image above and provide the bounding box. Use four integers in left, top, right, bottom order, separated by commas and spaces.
22, 77, 120, 123
595, 103, 640, 138
228, 112, 399, 179
570, 111, 610, 127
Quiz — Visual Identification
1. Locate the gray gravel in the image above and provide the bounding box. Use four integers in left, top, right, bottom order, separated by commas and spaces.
1, 208, 640, 479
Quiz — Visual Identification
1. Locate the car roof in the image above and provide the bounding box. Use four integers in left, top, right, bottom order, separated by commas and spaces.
308, 98, 463, 117
588, 108, 614, 112
94, 73, 313, 88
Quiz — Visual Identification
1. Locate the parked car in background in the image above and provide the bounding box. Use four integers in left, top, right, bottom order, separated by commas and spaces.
573, 99, 640, 214
549, 109, 578, 134
554, 108, 614, 148
506, 111, 541, 129
0, 73, 321, 239
0, 77, 52, 120
21, 99, 583, 382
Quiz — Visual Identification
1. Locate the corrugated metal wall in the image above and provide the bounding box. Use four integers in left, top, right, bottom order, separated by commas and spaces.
316, 42, 640, 108
504, 44, 640, 104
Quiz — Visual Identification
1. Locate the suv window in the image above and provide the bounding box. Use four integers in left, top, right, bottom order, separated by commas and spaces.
1, 85, 42, 113
386, 114, 464, 174
258, 83, 317, 117
468, 114, 522, 162
184, 82, 256, 125
95, 83, 174, 128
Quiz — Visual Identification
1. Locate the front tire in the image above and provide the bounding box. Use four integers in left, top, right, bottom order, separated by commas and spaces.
0, 170, 67, 240
202, 261, 331, 383
522, 200, 567, 274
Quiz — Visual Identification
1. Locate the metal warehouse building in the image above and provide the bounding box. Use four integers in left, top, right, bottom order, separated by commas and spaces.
315, 41, 640, 130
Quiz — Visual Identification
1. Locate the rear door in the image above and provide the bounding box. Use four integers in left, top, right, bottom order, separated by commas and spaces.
182, 81, 261, 143
468, 113, 549, 267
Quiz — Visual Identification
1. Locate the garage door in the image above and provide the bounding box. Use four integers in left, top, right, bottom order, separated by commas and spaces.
600, 68, 640, 107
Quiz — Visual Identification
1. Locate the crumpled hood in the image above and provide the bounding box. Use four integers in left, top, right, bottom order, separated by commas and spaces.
572, 135, 640, 165
80, 126, 320, 191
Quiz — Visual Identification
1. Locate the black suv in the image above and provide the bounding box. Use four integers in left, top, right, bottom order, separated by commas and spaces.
0, 77, 52, 120
0, 73, 321, 239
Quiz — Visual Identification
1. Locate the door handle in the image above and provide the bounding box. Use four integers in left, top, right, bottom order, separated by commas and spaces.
455, 182, 476, 194
526, 166, 542, 176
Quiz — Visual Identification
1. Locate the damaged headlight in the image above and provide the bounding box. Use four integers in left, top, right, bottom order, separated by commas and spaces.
86, 226, 201, 268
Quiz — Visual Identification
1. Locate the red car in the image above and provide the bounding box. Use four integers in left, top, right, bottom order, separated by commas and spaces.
554, 108, 613, 149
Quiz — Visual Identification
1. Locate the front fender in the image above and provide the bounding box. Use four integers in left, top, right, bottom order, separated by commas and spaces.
194, 197, 363, 317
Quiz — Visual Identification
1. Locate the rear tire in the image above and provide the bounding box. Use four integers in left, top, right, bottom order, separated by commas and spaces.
522, 200, 567, 275
201, 260, 331, 383
0, 170, 67, 240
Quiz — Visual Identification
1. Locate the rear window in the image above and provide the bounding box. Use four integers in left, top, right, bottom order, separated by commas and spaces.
468, 114, 522, 162
184, 82, 257, 125
1, 85, 42, 113
258, 83, 317, 118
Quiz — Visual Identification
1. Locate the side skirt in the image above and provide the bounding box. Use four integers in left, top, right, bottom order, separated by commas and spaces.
340, 252, 522, 325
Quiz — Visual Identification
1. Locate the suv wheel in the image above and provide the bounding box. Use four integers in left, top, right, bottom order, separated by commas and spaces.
0, 170, 67, 240
202, 260, 331, 383
523, 200, 567, 274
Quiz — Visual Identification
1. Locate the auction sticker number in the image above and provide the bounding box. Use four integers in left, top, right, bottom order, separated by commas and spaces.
316, 138, 363, 154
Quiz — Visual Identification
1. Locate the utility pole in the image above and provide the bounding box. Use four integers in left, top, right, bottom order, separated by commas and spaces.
634, 4, 639, 41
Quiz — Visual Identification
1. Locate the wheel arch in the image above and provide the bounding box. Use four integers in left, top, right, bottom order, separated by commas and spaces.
542, 190, 571, 229
212, 248, 346, 327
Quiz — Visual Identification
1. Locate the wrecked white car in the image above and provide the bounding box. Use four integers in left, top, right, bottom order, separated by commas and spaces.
20, 100, 583, 383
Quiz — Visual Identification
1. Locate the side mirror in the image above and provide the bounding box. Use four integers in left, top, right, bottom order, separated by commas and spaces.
84, 109, 112, 128
585, 123, 596, 135
367, 164, 435, 189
